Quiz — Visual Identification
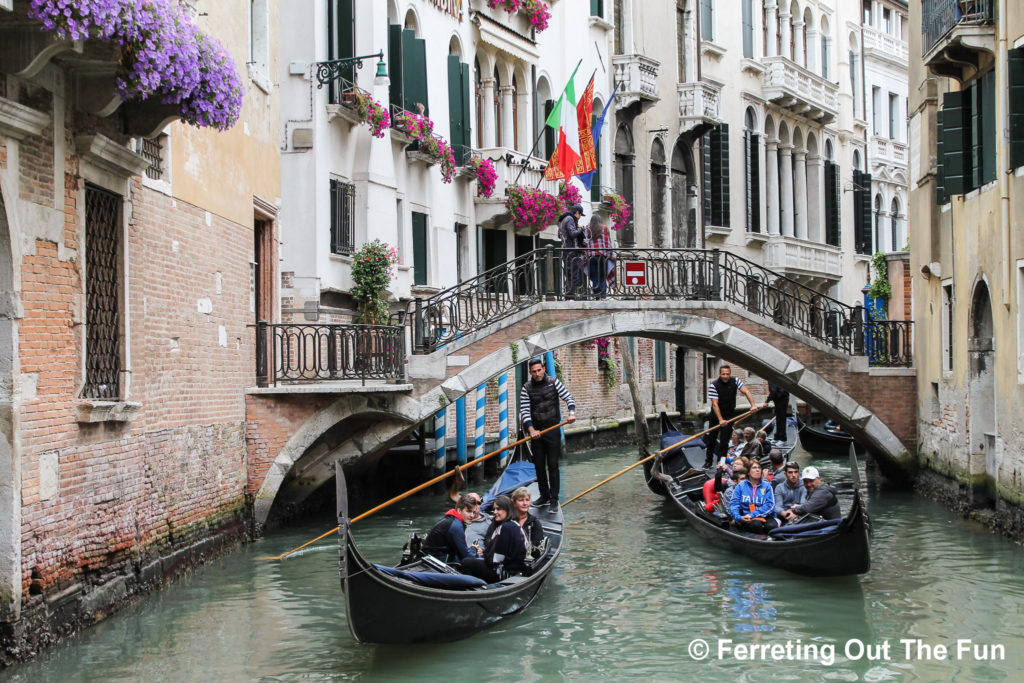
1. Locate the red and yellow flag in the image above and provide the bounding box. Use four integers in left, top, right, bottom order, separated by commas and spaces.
544, 76, 596, 181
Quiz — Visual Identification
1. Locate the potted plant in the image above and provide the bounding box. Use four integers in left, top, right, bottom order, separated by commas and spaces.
602, 193, 632, 232
350, 239, 401, 325
465, 156, 498, 198
505, 185, 560, 233
352, 89, 391, 138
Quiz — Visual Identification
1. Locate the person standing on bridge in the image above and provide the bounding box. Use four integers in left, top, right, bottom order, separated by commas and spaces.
520, 358, 577, 511
707, 364, 757, 468
559, 203, 587, 299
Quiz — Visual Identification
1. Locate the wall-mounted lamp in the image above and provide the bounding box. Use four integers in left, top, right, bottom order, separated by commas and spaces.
314, 50, 387, 89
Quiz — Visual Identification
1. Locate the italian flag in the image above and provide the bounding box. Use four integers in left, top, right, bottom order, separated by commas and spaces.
545, 63, 582, 181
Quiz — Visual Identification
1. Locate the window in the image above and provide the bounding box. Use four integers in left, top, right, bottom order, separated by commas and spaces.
849, 48, 859, 119
388, 24, 429, 115
862, 0, 872, 26
889, 92, 899, 140
1009, 47, 1024, 169
591, 107, 603, 202
702, 124, 730, 227
872, 87, 881, 135
820, 18, 830, 80
614, 0, 624, 54
447, 55, 471, 165
883, 7, 892, 34
936, 71, 996, 197
249, 0, 270, 78
824, 146, 840, 247
135, 135, 165, 180
412, 212, 428, 286
327, 0, 354, 103
742, 0, 754, 58
677, 1, 686, 77
329, 179, 356, 255
655, 341, 667, 382
83, 184, 122, 399
942, 283, 953, 373
890, 198, 900, 252
852, 168, 872, 255
700, 0, 714, 41
873, 195, 883, 254
590, 0, 604, 18
744, 110, 760, 233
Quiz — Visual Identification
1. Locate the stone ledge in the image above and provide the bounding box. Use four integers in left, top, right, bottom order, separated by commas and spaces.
0, 95, 49, 140
75, 133, 149, 178
247, 382, 412, 395
75, 400, 142, 423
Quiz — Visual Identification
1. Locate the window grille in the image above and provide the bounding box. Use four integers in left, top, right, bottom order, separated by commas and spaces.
330, 179, 356, 255
83, 185, 121, 399
136, 137, 163, 180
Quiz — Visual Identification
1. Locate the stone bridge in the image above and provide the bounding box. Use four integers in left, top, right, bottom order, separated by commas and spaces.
246, 301, 916, 528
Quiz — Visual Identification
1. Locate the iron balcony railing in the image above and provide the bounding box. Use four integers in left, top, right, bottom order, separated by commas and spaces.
922, 0, 995, 54
255, 321, 405, 387
408, 247, 913, 367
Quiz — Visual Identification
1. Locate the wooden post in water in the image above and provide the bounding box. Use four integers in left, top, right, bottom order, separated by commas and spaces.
618, 337, 649, 457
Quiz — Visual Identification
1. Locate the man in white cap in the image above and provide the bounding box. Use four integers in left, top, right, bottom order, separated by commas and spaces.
779, 465, 841, 522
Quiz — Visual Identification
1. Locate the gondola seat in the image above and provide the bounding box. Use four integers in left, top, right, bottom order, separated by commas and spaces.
374, 564, 488, 589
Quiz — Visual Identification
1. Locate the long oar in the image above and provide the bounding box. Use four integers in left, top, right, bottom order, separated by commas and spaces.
258, 420, 570, 561
562, 406, 765, 508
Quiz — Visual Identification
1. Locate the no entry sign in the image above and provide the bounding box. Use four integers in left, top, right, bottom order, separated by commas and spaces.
624, 261, 647, 286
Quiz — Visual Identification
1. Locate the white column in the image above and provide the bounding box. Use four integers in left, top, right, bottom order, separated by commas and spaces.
779, 9, 792, 60
765, 1, 778, 57
793, 20, 805, 66
766, 139, 780, 235
481, 77, 496, 148
780, 144, 794, 237
500, 85, 515, 151
806, 154, 823, 243
794, 149, 808, 240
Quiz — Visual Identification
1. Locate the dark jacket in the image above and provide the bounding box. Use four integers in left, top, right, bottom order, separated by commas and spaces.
524, 376, 560, 430
711, 377, 739, 415
484, 520, 527, 578
423, 510, 475, 561
558, 212, 586, 250
521, 513, 544, 554
793, 483, 841, 520
767, 384, 789, 404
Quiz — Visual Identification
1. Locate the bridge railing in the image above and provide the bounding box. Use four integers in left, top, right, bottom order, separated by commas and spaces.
255, 321, 405, 387
409, 247, 912, 367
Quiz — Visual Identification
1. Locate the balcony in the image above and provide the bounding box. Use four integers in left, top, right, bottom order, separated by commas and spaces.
862, 25, 908, 66
921, 0, 995, 80
471, 0, 539, 61
760, 57, 838, 124
677, 81, 721, 136
472, 146, 561, 228
763, 236, 842, 286
612, 54, 660, 112
870, 137, 908, 168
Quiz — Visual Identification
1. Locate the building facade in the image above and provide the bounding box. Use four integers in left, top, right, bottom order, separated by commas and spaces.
909, 0, 1024, 529
0, 0, 280, 657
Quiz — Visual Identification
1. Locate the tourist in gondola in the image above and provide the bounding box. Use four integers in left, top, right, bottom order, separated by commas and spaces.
707, 364, 758, 467
768, 450, 785, 481
779, 466, 841, 522
773, 462, 807, 522
461, 495, 528, 583
726, 429, 743, 459
739, 427, 760, 460
728, 460, 778, 533
520, 357, 577, 511
422, 493, 482, 564
511, 486, 545, 558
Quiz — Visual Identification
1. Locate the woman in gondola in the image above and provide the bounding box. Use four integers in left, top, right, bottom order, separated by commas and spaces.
461, 495, 528, 583
728, 460, 778, 534
511, 487, 545, 558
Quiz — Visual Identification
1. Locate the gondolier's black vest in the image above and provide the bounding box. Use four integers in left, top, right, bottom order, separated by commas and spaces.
422, 514, 460, 559
712, 377, 738, 416
526, 376, 560, 430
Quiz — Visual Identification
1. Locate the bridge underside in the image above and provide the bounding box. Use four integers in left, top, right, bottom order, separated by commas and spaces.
249, 302, 915, 527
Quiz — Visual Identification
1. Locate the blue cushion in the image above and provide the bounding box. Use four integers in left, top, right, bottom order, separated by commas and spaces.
373, 564, 487, 589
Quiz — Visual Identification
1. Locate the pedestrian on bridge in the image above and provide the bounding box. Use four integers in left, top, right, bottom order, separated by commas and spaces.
520, 358, 577, 511
587, 215, 615, 300
559, 203, 586, 299
707, 364, 758, 468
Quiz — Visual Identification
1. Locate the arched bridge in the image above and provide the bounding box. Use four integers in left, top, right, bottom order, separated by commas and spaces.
246, 248, 915, 527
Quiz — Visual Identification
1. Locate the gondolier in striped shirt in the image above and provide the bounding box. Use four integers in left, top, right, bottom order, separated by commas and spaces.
707, 364, 757, 468
520, 358, 577, 511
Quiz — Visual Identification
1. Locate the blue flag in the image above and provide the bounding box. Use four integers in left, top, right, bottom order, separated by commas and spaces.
579, 87, 617, 192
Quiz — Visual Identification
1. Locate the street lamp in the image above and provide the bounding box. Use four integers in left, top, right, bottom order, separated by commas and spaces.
314, 50, 388, 89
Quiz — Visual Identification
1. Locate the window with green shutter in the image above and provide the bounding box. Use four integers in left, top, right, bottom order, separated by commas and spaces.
327, 0, 355, 104
402, 29, 429, 117
941, 89, 969, 196
591, 0, 604, 18
388, 24, 404, 110
412, 212, 428, 286
979, 70, 996, 186
745, 130, 760, 232
448, 55, 471, 165
1010, 47, 1024, 170
655, 341, 667, 382
824, 160, 840, 247
703, 125, 730, 227
935, 108, 947, 205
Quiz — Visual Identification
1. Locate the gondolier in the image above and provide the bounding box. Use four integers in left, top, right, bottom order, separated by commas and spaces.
520, 358, 577, 511
766, 384, 790, 443
707, 364, 757, 467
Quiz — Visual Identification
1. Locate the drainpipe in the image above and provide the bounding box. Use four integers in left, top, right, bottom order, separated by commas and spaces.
999, 0, 1011, 309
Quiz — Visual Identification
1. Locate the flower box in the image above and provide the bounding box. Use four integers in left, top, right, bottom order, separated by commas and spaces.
326, 103, 361, 127
406, 148, 438, 167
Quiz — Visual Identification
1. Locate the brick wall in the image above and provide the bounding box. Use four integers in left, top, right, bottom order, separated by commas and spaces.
16, 85, 53, 207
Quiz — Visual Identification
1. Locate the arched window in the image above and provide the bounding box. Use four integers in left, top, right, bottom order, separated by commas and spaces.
820, 17, 830, 80
651, 138, 667, 246
874, 195, 883, 254
744, 108, 761, 233
493, 66, 502, 148
853, 149, 861, 171
890, 197, 901, 252
511, 74, 519, 151
475, 58, 483, 148
849, 33, 859, 119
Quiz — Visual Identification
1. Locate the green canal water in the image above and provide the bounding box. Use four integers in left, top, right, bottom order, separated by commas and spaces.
3, 444, 1024, 682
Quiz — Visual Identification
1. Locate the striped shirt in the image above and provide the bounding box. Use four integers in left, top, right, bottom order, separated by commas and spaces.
519, 377, 576, 429
707, 377, 744, 400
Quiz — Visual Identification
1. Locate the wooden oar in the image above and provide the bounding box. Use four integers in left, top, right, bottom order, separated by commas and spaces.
258, 420, 570, 561
562, 406, 766, 508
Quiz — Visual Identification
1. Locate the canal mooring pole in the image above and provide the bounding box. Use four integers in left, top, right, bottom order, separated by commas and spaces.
498, 372, 510, 465
456, 396, 467, 465
434, 407, 447, 473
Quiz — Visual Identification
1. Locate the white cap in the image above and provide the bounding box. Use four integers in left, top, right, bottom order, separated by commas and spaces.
801, 466, 821, 481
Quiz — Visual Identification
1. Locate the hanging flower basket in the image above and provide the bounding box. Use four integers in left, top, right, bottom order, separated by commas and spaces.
485, 0, 550, 32
506, 185, 560, 233
465, 156, 498, 198
558, 181, 582, 212
351, 89, 391, 138
602, 193, 632, 231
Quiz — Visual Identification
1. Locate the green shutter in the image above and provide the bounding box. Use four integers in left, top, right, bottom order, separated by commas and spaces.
702, 133, 712, 226
936, 108, 947, 205
860, 172, 872, 254
942, 89, 968, 196
329, 178, 339, 250
388, 24, 404, 109
591, 0, 603, 17
402, 29, 429, 117
714, 124, 730, 226
825, 161, 841, 247
413, 212, 428, 286
980, 70, 997, 185
461, 63, 471, 161
448, 55, 468, 165
971, 80, 983, 190
544, 100, 555, 157
852, 170, 863, 252
750, 133, 760, 232
1010, 48, 1024, 170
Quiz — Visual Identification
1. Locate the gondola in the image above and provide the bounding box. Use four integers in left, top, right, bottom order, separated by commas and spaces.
799, 421, 867, 456
644, 413, 709, 496
651, 449, 871, 576
335, 456, 564, 644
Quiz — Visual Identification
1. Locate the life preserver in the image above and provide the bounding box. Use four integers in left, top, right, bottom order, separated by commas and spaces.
703, 478, 720, 512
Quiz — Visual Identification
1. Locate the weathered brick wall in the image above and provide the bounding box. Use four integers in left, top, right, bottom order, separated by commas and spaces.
245, 393, 335, 496
15, 85, 53, 207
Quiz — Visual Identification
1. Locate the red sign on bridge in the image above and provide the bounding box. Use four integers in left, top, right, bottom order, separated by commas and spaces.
624, 261, 647, 286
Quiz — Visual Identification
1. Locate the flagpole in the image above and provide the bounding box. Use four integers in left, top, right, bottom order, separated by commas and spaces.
512, 58, 583, 187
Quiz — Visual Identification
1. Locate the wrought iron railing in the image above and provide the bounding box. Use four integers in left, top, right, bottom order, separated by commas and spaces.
922, 0, 994, 54
408, 247, 913, 367
255, 322, 405, 387
866, 320, 914, 368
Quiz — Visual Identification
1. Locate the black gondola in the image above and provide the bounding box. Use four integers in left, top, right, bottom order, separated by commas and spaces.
799, 421, 867, 456
335, 459, 564, 644
649, 445, 871, 576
